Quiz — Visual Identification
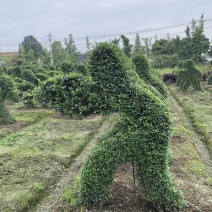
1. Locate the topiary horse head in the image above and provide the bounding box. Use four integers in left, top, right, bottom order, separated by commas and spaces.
0, 73, 17, 124
80, 43, 184, 210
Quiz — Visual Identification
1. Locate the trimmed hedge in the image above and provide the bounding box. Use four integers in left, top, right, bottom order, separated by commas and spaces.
80, 43, 184, 210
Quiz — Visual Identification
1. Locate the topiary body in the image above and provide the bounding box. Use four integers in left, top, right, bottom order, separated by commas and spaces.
0, 73, 16, 124
80, 43, 184, 210
179, 59, 202, 92
208, 73, 212, 85
132, 53, 168, 98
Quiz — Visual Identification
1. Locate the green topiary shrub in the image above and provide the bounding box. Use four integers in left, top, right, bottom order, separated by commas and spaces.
35, 73, 48, 81
80, 43, 184, 210
132, 53, 168, 98
40, 73, 96, 116
7, 66, 22, 78
21, 69, 35, 82
76, 63, 88, 75
61, 61, 75, 73
176, 61, 185, 86
180, 59, 202, 92
207, 73, 212, 85
0, 73, 17, 124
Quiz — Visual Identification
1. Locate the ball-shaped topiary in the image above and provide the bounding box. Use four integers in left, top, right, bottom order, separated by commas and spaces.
76, 63, 88, 75
61, 61, 75, 73
0, 73, 16, 124
21, 69, 35, 82
132, 53, 168, 98
180, 59, 202, 92
207, 73, 212, 85
80, 43, 184, 210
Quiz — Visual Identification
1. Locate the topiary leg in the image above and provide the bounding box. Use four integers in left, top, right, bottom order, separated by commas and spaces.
80, 124, 131, 204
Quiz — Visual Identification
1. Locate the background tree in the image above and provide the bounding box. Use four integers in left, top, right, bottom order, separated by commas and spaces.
65, 34, 77, 62
142, 37, 152, 58
52, 41, 66, 66
121, 35, 133, 57
134, 33, 144, 53
21, 35, 43, 59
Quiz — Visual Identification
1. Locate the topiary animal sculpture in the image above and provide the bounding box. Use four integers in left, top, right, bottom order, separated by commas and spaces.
208, 73, 212, 85
179, 59, 202, 92
80, 43, 184, 210
132, 53, 168, 97
176, 61, 185, 86
0, 73, 17, 124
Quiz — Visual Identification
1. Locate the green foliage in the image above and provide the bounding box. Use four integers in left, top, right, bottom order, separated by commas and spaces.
7, 66, 22, 78
133, 33, 144, 53
0, 73, 16, 124
179, 59, 202, 92
132, 53, 168, 98
21, 35, 43, 59
80, 43, 184, 209
76, 63, 88, 75
208, 73, 212, 85
61, 61, 75, 73
52, 41, 67, 66
40, 73, 96, 117
21, 69, 35, 82
121, 35, 133, 57
35, 73, 48, 81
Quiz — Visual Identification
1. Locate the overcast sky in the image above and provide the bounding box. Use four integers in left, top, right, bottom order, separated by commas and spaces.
0, 0, 212, 52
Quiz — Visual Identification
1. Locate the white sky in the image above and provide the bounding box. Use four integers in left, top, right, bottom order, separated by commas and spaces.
0, 0, 212, 52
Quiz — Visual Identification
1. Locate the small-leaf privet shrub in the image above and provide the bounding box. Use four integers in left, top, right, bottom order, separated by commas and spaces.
0, 73, 16, 124
61, 61, 75, 73
180, 59, 202, 92
7, 66, 22, 78
132, 53, 168, 98
176, 61, 185, 86
76, 63, 88, 75
21, 69, 35, 82
40, 73, 96, 117
208, 73, 212, 85
80, 43, 184, 210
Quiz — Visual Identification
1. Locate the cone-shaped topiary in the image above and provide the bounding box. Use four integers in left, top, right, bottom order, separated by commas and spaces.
179, 59, 202, 92
80, 43, 184, 210
132, 53, 168, 98
0, 73, 16, 124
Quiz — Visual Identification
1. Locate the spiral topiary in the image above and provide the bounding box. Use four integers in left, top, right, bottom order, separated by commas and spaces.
0, 73, 16, 124
132, 53, 168, 98
179, 59, 202, 92
80, 43, 184, 210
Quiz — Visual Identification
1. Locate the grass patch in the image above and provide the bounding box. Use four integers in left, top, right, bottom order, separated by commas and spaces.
0, 111, 106, 211
169, 84, 212, 156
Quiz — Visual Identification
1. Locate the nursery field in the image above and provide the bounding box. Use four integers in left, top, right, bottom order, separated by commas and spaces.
0, 83, 212, 212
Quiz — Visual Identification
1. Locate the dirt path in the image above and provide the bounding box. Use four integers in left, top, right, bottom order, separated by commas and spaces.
169, 94, 212, 173
34, 114, 118, 212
